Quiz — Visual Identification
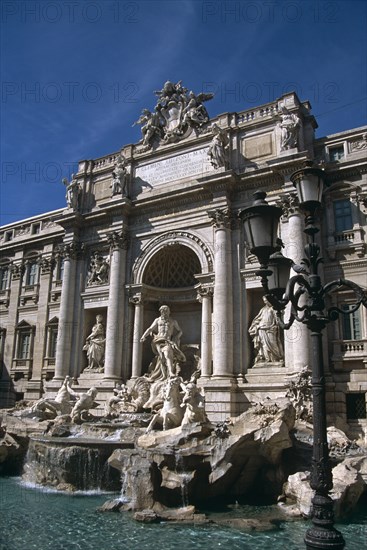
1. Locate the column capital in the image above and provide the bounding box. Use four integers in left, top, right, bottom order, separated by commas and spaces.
10, 262, 24, 280
107, 229, 129, 251
129, 292, 145, 306
56, 241, 85, 260
276, 192, 300, 219
197, 286, 214, 303
38, 255, 55, 275
208, 207, 237, 229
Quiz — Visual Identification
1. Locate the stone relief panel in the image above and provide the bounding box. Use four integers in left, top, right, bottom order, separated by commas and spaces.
241, 133, 274, 161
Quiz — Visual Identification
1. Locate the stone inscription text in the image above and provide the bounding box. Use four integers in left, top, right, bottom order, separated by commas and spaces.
134, 148, 213, 186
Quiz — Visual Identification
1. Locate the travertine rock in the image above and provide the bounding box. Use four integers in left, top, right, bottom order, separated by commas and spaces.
283, 455, 367, 519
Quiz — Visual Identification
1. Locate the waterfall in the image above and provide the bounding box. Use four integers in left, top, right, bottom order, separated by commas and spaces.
22, 437, 121, 492
175, 453, 191, 508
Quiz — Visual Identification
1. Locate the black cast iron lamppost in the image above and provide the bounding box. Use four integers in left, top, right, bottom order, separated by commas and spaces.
240, 164, 367, 550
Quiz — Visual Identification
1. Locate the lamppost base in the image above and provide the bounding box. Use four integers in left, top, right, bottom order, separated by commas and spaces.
304, 527, 345, 549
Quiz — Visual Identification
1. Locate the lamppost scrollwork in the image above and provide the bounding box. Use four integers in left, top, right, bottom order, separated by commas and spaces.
240, 163, 366, 550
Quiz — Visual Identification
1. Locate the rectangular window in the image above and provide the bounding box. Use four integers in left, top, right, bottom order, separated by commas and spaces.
346, 393, 366, 420
4, 231, 13, 242
329, 145, 345, 162
58, 258, 64, 281
18, 333, 31, 359
0, 267, 9, 290
31, 223, 41, 235
341, 304, 361, 340
48, 328, 58, 358
27, 262, 38, 286
333, 199, 352, 233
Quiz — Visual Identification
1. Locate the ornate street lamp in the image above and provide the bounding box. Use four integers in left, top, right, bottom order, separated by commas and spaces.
240, 168, 367, 550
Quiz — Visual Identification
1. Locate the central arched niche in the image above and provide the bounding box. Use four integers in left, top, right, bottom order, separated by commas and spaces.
141, 244, 202, 377
143, 244, 201, 288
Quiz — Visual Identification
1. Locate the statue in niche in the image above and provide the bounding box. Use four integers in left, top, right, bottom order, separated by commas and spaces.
277, 105, 300, 151
249, 297, 284, 366
62, 174, 80, 211
111, 154, 128, 196
207, 123, 229, 169
140, 305, 186, 380
87, 252, 109, 286
83, 315, 106, 372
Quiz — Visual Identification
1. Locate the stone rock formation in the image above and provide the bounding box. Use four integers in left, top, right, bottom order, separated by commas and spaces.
107, 398, 296, 513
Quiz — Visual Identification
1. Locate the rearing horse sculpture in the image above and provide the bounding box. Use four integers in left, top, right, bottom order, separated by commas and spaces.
146, 377, 184, 433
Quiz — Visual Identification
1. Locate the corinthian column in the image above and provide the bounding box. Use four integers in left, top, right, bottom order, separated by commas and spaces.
104, 230, 128, 380
130, 292, 145, 379
54, 242, 81, 380
280, 193, 309, 371
197, 286, 213, 377
209, 208, 234, 376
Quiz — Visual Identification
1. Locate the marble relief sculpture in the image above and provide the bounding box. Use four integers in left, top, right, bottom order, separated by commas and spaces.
140, 305, 186, 380
83, 315, 106, 372
278, 105, 300, 150
133, 80, 214, 149
111, 154, 128, 196
87, 252, 109, 286
62, 174, 80, 211
207, 123, 229, 169
249, 297, 284, 365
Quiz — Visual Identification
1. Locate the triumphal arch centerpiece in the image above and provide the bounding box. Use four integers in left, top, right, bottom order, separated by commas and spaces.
1, 80, 366, 433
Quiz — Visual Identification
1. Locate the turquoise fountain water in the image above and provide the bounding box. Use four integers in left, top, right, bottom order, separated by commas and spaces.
1, 477, 366, 550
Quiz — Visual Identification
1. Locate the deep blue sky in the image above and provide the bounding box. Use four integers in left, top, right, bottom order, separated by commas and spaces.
1, 0, 366, 226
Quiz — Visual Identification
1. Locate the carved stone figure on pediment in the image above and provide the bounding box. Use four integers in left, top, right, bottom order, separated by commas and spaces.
83, 315, 106, 372
111, 154, 128, 196
182, 91, 213, 129
133, 108, 163, 149
277, 105, 300, 151
249, 297, 284, 366
133, 81, 214, 149
62, 174, 80, 211
87, 252, 109, 286
207, 123, 229, 169
140, 305, 186, 380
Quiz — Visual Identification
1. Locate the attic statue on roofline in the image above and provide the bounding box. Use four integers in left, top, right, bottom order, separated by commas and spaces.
133, 80, 214, 149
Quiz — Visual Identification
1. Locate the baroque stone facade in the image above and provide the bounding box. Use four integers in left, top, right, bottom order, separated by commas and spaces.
1, 89, 366, 439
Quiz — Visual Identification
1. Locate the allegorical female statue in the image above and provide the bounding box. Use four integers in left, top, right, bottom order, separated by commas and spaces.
249, 297, 284, 366
83, 315, 106, 372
